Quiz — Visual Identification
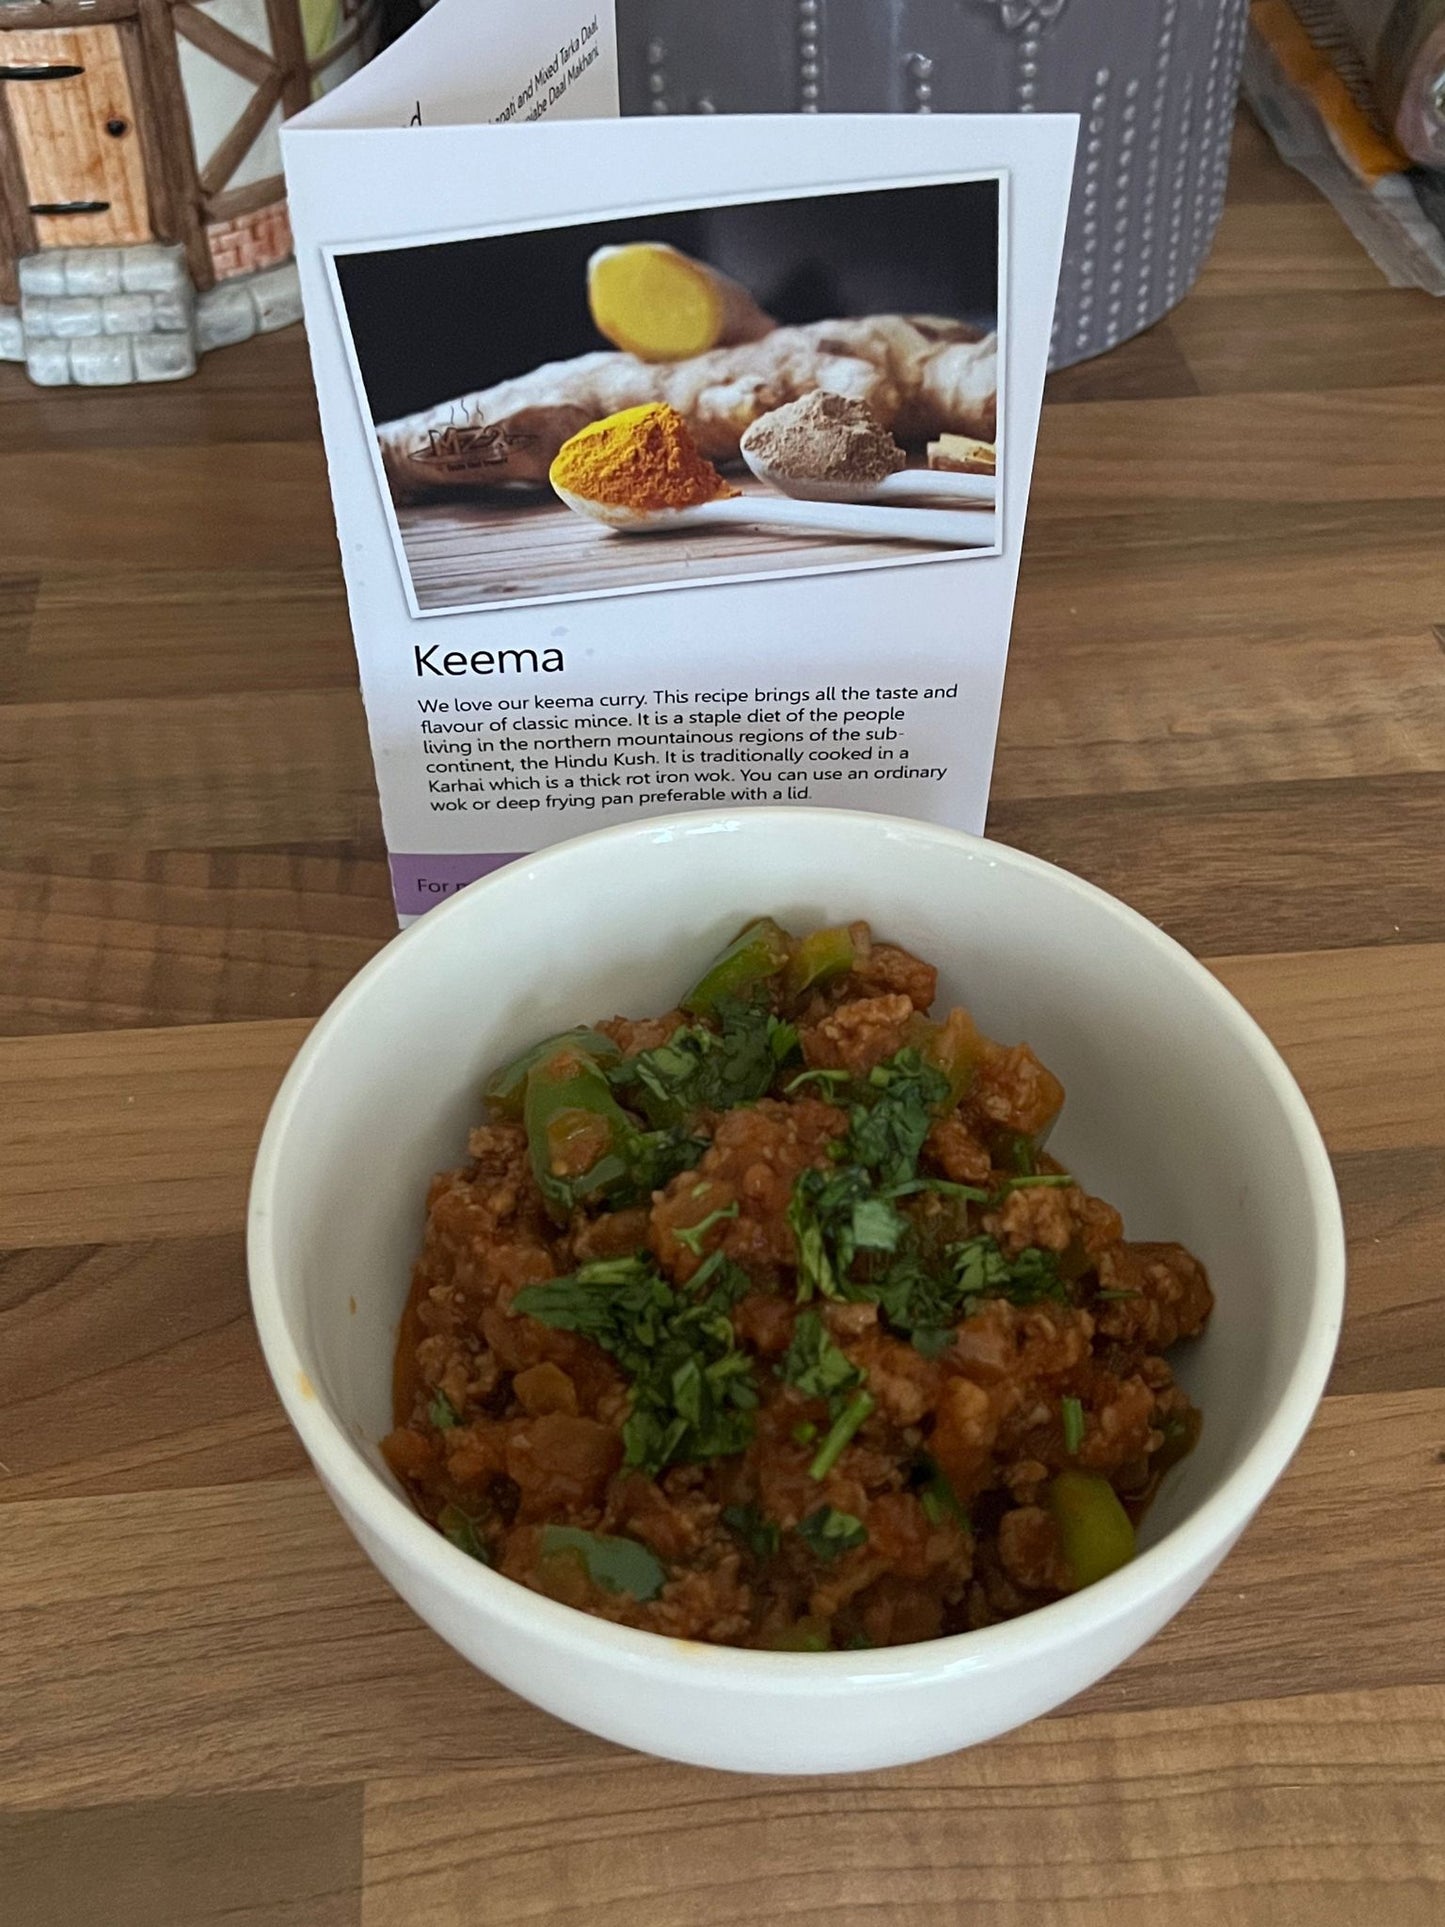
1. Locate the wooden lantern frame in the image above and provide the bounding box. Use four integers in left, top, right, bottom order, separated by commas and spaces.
0, 0, 365, 302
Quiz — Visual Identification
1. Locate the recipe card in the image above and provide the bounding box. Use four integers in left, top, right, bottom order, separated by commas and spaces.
283, 0, 1076, 922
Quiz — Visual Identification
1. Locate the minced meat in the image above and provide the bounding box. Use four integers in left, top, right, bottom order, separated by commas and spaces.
383, 917, 1211, 1651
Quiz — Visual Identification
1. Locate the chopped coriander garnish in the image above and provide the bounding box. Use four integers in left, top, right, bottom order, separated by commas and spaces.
768, 1016, 801, 1064
808, 1389, 876, 1480
674, 1200, 740, 1256
789, 1162, 914, 1301
437, 1503, 490, 1563
722, 1504, 781, 1561
994, 1131, 1037, 1177
994, 1173, 1075, 1194
427, 1390, 459, 1430
778, 1310, 861, 1411
787, 1050, 947, 1301
784, 1067, 852, 1095
869, 1236, 1068, 1356
609, 995, 798, 1128
951, 1236, 1069, 1312
850, 1193, 908, 1253
796, 1506, 868, 1561
850, 1050, 949, 1188
1095, 1288, 1141, 1302
792, 1420, 819, 1445
886, 1177, 990, 1202
1061, 1394, 1086, 1456
918, 1467, 970, 1530
513, 1254, 758, 1477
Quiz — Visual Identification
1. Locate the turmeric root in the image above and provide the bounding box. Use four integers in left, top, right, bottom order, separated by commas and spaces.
378, 314, 996, 500
587, 243, 775, 362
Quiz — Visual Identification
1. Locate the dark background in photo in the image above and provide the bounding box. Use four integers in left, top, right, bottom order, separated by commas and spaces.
335, 177, 1000, 425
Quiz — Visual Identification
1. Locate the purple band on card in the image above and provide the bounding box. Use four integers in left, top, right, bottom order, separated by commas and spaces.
389, 852, 524, 916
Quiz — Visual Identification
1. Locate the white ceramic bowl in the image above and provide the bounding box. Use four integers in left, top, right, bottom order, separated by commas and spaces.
249, 809, 1344, 1774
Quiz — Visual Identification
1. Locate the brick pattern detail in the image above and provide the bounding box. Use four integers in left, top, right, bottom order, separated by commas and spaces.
206, 202, 294, 283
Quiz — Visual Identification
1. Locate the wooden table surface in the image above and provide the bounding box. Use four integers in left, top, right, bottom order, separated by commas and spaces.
396, 461, 997, 613
2, 114, 1444, 1925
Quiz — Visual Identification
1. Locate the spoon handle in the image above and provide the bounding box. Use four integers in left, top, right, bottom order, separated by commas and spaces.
683, 496, 997, 547
872, 469, 996, 506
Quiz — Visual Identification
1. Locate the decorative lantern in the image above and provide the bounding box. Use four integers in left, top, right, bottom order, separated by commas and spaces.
0, 0, 381, 384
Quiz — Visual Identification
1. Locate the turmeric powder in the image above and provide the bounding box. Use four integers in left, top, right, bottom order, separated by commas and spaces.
549, 402, 735, 512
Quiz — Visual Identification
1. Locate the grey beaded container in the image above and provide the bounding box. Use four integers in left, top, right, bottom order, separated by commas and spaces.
616, 0, 1250, 368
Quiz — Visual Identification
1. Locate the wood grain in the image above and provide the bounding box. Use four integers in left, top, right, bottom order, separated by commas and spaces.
134, 0, 215, 291
0, 1018, 306, 1248
1330, 1149, 1445, 1396
3, 26, 152, 249
0, 327, 324, 453
0, 106, 1442, 1923
988, 775, 1445, 956
1029, 385, 1445, 511
0, 688, 378, 851
1171, 287, 1445, 395
361, 1687, 1445, 1927
171, 5, 277, 90
1191, 199, 1391, 295
0, 1785, 361, 1927
0, 843, 391, 1036
0, 1392, 1438, 1815
0, 440, 334, 572
397, 469, 997, 615
0, 1235, 304, 1499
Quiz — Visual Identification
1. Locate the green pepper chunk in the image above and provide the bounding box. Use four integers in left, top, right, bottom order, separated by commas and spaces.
767, 1618, 831, 1652
437, 1503, 491, 1564
522, 1046, 636, 1221
485, 1027, 622, 1118
682, 918, 792, 1017
913, 1006, 987, 1105
784, 924, 855, 999
538, 1525, 666, 1600
1047, 1470, 1136, 1589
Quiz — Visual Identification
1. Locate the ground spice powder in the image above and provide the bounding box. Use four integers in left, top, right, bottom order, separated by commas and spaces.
740, 390, 906, 486
549, 402, 733, 511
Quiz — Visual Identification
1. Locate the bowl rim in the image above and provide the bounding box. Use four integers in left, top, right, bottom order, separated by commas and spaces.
248, 807, 1346, 1689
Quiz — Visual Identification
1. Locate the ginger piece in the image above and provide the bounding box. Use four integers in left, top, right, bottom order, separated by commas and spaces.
927, 432, 996, 475
378, 316, 996, 501
587, 243, 774, 363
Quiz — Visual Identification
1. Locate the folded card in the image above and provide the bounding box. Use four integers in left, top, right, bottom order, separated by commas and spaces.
283, 0, 1076, 922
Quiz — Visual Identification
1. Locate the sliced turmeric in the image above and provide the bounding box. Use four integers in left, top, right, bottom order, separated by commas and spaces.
587, 243, 775, 362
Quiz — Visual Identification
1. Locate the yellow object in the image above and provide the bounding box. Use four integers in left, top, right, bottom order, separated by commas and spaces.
1047, 1471, 1137, 1589
587, 243, 774, 362
299, 0, 343, 59
1250, 0, 1408, 186
928, 433, 996, 476
549, 403, 735, 512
